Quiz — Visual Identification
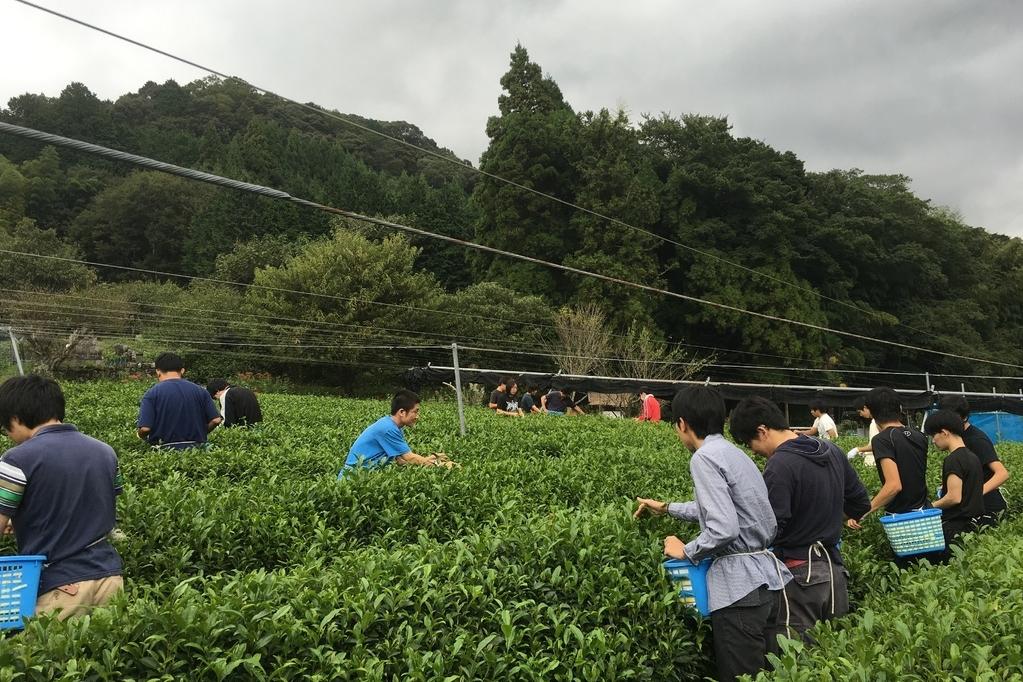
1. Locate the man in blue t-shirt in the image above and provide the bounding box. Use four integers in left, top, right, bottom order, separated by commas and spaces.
0, 375, 123, 620
338, 390, 456, 477
137, 352, 222, 449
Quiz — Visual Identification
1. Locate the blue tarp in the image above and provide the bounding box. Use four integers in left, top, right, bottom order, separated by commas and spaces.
970, 412, 1023, 443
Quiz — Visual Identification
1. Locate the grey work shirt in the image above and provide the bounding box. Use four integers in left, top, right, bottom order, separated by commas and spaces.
667, 434, 791, 612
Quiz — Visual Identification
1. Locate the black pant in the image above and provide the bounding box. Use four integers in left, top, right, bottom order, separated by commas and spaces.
710, 585, 781, 682
774, 561, 850, 641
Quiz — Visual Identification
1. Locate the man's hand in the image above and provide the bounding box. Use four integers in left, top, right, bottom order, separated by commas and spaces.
2, 518, 13, 536
634, 497, 668, 519
846, 517, 863, 530
664, 535, 687, 560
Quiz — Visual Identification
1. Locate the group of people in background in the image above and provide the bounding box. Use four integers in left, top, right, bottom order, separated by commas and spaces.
487, 377, 584, 416
635, 385, 1011, 682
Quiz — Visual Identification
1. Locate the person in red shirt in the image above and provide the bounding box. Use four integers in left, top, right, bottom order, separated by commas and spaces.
636, 390, 661, 422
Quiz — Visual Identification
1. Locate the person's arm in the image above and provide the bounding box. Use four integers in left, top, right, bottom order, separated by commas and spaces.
0, 457, 26, 533
849, 458, 901, 528
984, 461, 1009, 495
540, 394, 548, 412
763, 462, 793, 538
796, 418, 818, 437
137, 391, 154, 440
633, 498, 699, 522
841, 454, 871, 520
933, 473, 962, 509
395, 451, 439, 467
202, 392, 223, 432
680, 455, 740, 560
826, 426, 838, 439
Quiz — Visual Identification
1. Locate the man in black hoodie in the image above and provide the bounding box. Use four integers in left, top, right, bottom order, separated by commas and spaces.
731, 397, 871, 639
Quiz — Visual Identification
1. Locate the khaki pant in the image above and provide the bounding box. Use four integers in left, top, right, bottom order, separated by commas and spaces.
35, 575, 124, 620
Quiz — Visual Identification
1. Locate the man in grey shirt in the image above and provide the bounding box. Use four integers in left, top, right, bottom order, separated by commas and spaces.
636, 386, 791, 682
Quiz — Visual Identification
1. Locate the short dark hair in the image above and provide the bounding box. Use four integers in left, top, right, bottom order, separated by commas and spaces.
154, 352, 185, 373
924, 409, 965, 437
391, 389, 421, 415
864, 387, 903, 424
809, 398, 828, 413
852, 395, 868, 411
0, 375, 66, 429
730, 397, 789, 445
671, 386, 725, 438
937, 395, 970, 421
206, 378, 230, 397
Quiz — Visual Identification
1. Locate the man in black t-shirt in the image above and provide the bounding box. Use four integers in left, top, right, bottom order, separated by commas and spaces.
848, 388, 940, 566
488, 378, 508, 412
925, 410, 985, 548
938, 396, 1010, 526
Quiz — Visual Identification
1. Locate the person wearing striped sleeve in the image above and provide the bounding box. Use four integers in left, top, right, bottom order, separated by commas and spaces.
0, 375, 124, 620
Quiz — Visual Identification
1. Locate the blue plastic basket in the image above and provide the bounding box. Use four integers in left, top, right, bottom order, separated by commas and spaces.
663, 558, 711, 616
0, 555, 45, 630
879, 508, 945, 557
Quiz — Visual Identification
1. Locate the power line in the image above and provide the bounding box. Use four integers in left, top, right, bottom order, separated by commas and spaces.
12, 0, 949, 343
0, 121, 1015, 371
0, 286, 855, 369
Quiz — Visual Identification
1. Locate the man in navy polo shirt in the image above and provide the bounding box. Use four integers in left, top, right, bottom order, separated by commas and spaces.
137, 352, 222, 449
0, 375, 123, 620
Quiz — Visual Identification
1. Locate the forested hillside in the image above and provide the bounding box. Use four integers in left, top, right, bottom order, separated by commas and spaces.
2, 46, 1021, 387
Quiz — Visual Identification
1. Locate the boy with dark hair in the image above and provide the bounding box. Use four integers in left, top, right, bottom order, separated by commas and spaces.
339, 390, 456, 477
797, 398, 837, 440
206, 378, 263, 428
542, 386, 583, 415
634, 386, 790, 682
487, 378, 509, 412
925, 409, 986, 547
0, 375, 123, 620
848, 388, 929, 526
730, 396, 870, 638
137, 352, 222, 449
519, 386, 541, 415
937, 395, 1009, 526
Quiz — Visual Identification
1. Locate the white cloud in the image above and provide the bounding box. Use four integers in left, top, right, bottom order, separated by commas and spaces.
1, 0, 1020, 235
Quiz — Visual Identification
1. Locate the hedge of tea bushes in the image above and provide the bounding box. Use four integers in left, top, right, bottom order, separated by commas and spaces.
0, 382, 1020, 680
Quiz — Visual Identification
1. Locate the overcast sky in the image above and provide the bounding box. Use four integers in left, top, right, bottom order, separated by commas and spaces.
2, 0, 1021, 236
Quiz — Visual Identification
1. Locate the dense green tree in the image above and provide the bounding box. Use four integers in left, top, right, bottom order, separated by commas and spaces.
565, 109, 662, 330
472, 45, 581, 296
69, 171, 214, 277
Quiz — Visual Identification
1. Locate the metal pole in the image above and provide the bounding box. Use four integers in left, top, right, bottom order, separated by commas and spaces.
993, 386, 1002, 443
7, 327, 24, 376
961, 383, 966, 395
924, 372, 931, 392
452, 343, 466, 436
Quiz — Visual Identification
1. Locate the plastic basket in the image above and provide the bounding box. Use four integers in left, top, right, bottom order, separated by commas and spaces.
663, 558, 711, 616
0, 555, 45, 630
879, 508, 945, 557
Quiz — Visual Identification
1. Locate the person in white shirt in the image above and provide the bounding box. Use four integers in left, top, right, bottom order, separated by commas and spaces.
797, 399, 837, 440
846, 397, 878, 465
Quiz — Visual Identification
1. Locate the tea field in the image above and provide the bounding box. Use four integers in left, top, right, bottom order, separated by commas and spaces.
0, 382, 1021, 681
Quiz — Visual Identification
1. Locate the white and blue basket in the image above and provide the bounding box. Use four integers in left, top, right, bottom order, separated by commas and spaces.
879, 508, 945, 557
